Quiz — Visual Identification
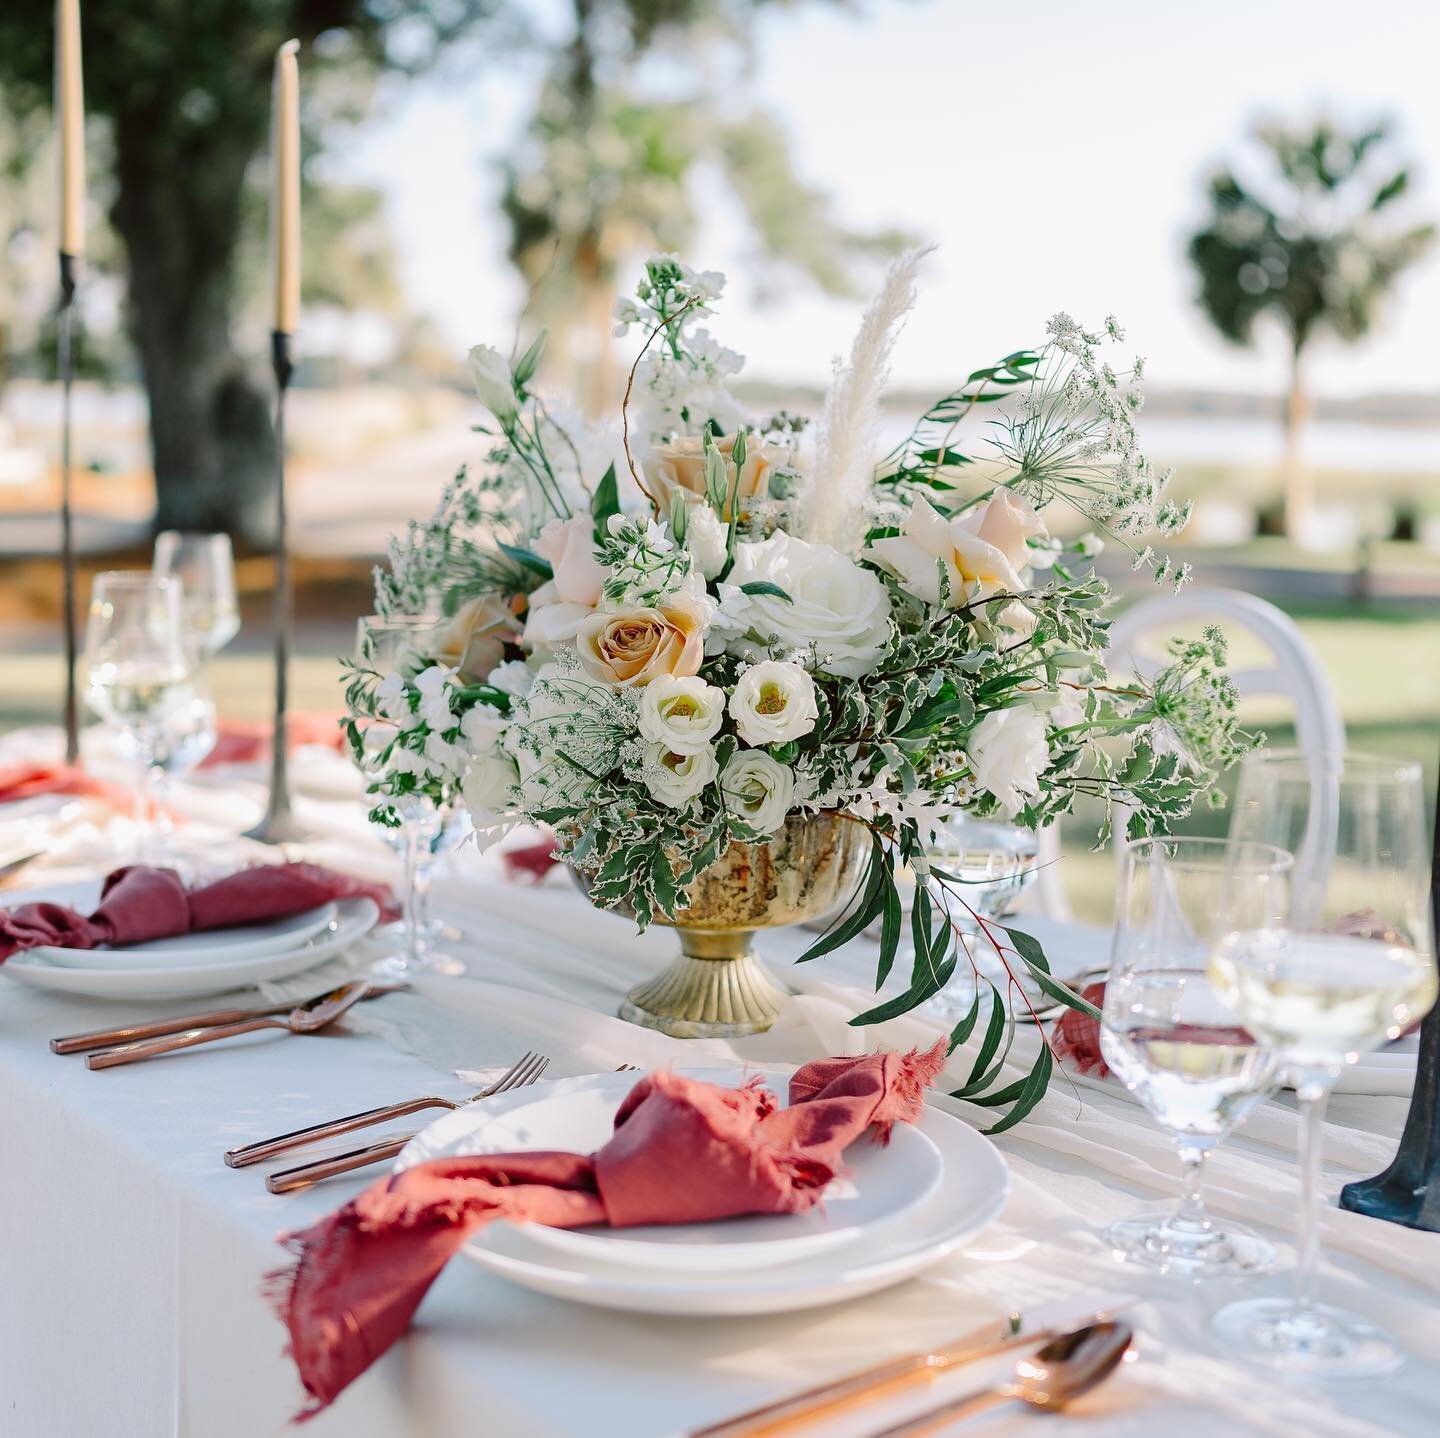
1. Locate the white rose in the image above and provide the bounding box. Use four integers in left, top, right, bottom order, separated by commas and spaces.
715, 532, 891, 679
684, 502, 729, 580
967, 707, 1049, 816
467, 344, 518, 422
720, 750, 795, 835
728, 661, 818, 747
638, 675, 725, 754
868, 492, 1045, 631
641, 742, 719, 809
463, 750, 520, 816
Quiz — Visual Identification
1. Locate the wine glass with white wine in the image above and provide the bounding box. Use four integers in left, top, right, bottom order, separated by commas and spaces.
1209, 750, 1437, 1376
82, 571, 192, 861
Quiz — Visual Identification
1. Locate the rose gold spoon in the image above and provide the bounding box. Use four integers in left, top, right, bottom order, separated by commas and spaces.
866, 1322, 1134, 1437
86, 981, 372, 1070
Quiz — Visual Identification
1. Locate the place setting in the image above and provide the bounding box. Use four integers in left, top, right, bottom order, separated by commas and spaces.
4, 6, 1440, 1437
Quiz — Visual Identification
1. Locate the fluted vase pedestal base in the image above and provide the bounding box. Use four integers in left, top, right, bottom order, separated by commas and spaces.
619, 933, 788, 1039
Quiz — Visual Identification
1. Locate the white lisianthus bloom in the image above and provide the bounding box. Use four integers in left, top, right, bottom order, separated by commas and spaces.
414, 665, 459, 732
714, 532, 891, 679
642, 741, 719, 809
966, 707, 1049, 816
728, 661, 818, 747
467, 344, 518, 423
684, 502, 729, 580
637, 675, 725, 754
485, 660, 536, 699
720, 750, 795, 834
462, 749, 520, 816
868, 492, 1045, 631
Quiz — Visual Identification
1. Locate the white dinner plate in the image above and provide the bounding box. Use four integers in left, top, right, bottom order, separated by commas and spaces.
396, 1068, 1009, 1316
1, 897, 379, 1000
32, 901, 339, 971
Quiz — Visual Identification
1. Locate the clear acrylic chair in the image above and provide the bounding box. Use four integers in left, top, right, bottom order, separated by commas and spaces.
1026, 586, 1346, 922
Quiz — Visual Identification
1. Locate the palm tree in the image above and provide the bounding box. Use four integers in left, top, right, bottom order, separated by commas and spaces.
1188, 118, 1434, 538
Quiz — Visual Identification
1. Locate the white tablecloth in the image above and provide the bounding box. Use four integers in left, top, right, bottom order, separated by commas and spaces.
1, 731, 1438, 1438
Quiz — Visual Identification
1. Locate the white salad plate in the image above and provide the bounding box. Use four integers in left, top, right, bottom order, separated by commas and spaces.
1, 896, 379, 1000
396, 1068, 1010, 1316
33, 897, 339, 971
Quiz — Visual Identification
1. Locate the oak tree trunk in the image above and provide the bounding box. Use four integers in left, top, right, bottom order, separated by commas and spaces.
110, 99, 277, 546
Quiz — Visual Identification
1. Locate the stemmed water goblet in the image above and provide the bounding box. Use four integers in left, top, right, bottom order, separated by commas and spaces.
81, 571, 192, 862
152, 531, 241, 663
1209, 749, 1437, 1376
1101, 836, 1290, 1276
354, 615, 466, 978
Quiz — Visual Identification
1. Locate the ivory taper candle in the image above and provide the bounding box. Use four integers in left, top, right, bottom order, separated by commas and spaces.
56, 0, 85, 258
271, 39, 301, 334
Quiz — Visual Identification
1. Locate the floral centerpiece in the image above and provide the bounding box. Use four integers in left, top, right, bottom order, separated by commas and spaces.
345, 251, 1254, 1128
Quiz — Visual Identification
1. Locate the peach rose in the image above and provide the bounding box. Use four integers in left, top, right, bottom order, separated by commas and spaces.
644, 435, 772, 521
436, 594, 523, 683
576, 594, 707, 687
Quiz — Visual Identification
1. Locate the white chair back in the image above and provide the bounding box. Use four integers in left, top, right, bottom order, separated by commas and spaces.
1026, 586, 1345, 922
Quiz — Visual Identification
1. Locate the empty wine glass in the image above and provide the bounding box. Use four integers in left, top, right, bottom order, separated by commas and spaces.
152, 531, 240, 663
354, 615, 465, 978
1102, 837, 1290, 1276
1210, 750, 1437, 1376
82, 571, 192, 861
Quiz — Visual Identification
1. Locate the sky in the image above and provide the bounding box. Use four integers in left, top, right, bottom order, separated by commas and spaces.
330, 0, 1440, 397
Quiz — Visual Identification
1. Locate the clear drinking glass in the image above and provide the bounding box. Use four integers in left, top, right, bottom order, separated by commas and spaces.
152, 531, 240, 663
922, 814, 1041, 1019
354, 615, 465, 978
82, 571, 192, 861
1101, 837, 1290, 1276
1210, 750, 1437, 1376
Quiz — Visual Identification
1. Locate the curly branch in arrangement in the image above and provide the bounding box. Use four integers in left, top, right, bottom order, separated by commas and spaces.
621, 296, 705, 517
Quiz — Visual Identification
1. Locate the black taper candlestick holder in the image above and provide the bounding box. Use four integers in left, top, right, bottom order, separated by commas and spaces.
57, 251, 80, 766
245, 331, 310, 844
1339, 752, 1440, 1229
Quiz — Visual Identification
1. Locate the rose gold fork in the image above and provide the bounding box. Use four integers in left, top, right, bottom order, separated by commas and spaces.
263, 1051, 557, 1194
226, 1050, 552, 1169
261, 1063, 643, 1195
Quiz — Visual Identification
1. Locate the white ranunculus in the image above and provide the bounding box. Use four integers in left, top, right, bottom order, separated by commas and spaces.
467, 344, 518, 423
684, 502, 729, 580
715, 532, 891, 679
728, 660, 818, 747
637, 674, 725, 754
966, 706, 1049, 816
720, 750, 796, 834
867, 493, 1045, 629
641, 741, 719, 809
462, 749, 520, 816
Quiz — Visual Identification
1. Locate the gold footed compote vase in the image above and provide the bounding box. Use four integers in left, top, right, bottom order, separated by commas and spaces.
577, 813, 869, 1039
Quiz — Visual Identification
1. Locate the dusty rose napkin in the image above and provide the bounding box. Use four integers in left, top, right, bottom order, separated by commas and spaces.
200, 713, 346, 769
0, 862, 395, 963
0, 760, 136, 811
1053, 979, 1110, 1077
270, 1041, 948, 1420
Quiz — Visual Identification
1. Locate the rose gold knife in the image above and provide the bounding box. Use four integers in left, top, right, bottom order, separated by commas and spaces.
49, 982, 407, 1054
686, 1302, 1126, 1438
